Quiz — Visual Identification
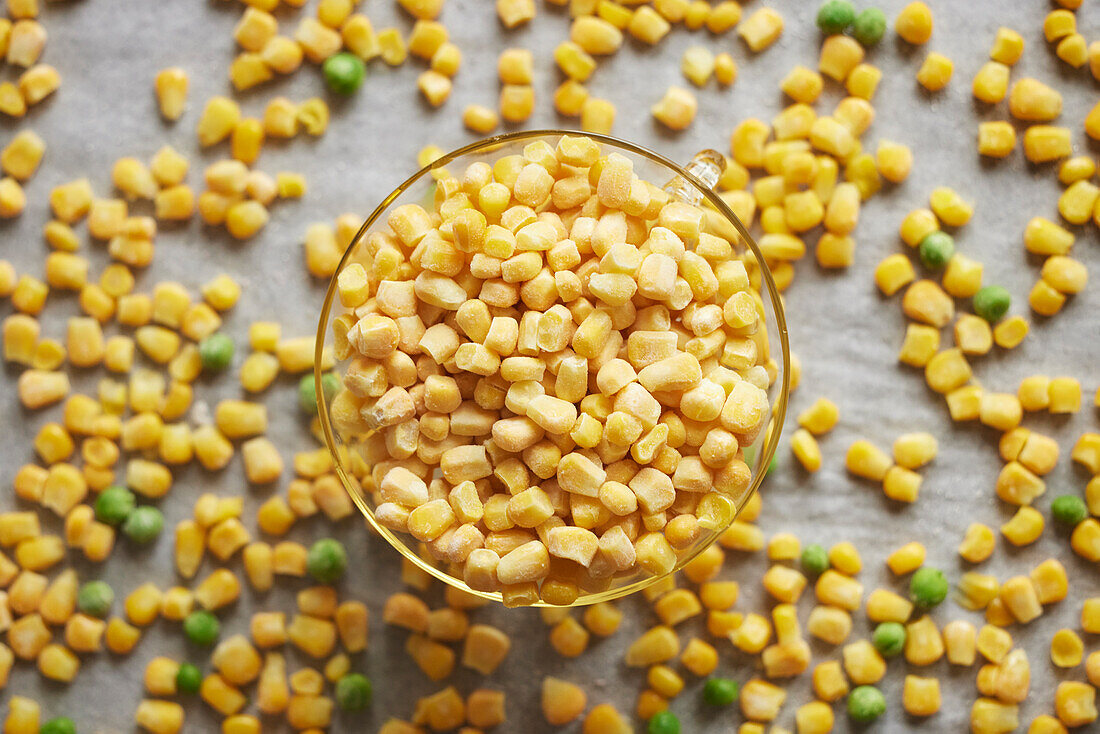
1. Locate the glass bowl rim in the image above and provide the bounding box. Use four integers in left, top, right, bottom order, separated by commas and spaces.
314, 128, 791, 607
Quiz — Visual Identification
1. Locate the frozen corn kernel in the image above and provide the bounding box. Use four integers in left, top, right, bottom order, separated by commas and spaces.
155, 67, 188, 121
991, 27, 1024, 65
896, 1, 932, 44
651, 86, 697, 131
738, 8, 783, 52
917, 52, 953, 90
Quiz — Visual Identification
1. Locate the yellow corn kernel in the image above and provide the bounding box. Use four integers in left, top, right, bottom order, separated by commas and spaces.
955, 572, 1000, 612
789, 429, 821, 472
975, 624, 1013, 665
729, 614, 771, 655
898, 209, 937, 249
896, 1, 932, 44
570, 15, 622, 55
815, 570, 862, 611
417, 70, 451, 107
19, 370, 70, 409
929, 186, 972, 227
866, 588, 913, 624
916, 52, 953, 91
873, 254, 915, 296
225, 200, 269, 240
843, 639, 885, 684
905, 279, 955, 328
1055, 681, 1098, 727
500, 84, 535, 123
813, 233, 853, 268
991, 27, 1024, 65
940, 255, 983, 299
579, 97, 615, 135
970, 698, 1019, 733
679, 45, 715, 88
197, 96, 240, 147
886, 541, 925, 575
762, 565, 807, 604
1003, 508, 1042, 548
651, 86, 697, 131
1050, 628, 1084, 668
0, 176, 27, 218
958, 523, 995, 563
993, 315, 1029, 349
19, 64, 61, 106
462, 105, 498, 135
191, 567, 241, 611
973, 62, 1009, 104
875, 140, 912, 184
736, 7, 783, 52
4, 314, 38, 366
37, 643, 79, 682
201, 674, 247, 717
823, 542, 859, 577
154, 67, 188, 121
845, 439, 891, 481
1060, 156, 1095, 189
1044, 8, 1076, 42
678, 637, 717, 677
806, 605, 851, 645
1024, 125, 1072, 164
1049, 376, 1081, 413
995, 461, 1045, 506
1, 129, 44, 182
1041, 255, 1088, 295
1057, 32, 1088, 67
124, 583, 163, 626
707, 52, 736, 86
1010, 77, 1063, 123
1074, 434, 1100, 474
1000, 576, 1043, 623
845, 62, 882, 100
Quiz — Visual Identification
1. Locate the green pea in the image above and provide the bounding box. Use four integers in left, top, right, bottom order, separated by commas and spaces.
336, 673, 373, 711
323, 52, 366, 95
199, 333, 234, 371
176, 662, 203, 694
39, 717, 77, 734
847, 685, 886, 722
121, 506, 163, 544
647, 710, 680, 734
299, 372, 341, 415
307, 538, 348, 584
77, 580, 114, 618
918, 231, 955, 270
766, 453, 778, 475
909, 566, 948, 607
94, 485, 135, 526
1052, 495, 1089, 526
800, 544, 830, 576
183, 610, 220, 646
816, 0, 855, 34
852, 7, 887, 46
973, 285, 1011, 323
702, 677, 739, 706
872, 621, 906, 657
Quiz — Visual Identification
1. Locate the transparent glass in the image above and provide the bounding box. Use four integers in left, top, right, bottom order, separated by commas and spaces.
315, 129, 790, 607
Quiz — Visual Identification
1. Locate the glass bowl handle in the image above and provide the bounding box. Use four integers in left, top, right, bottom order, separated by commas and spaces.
663, 149, 726, 205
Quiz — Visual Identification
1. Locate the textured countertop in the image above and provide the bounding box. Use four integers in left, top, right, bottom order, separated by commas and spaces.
3, 0, 1099, 731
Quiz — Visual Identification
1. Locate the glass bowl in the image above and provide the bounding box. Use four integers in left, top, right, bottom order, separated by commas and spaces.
315, 129, 790, 607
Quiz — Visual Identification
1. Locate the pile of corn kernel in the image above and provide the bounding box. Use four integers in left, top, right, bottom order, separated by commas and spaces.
328, 134, 777, 607
1, 0, 1100, 732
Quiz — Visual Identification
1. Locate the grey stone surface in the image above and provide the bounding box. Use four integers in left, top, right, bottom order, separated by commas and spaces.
2, 0, 1099, 731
